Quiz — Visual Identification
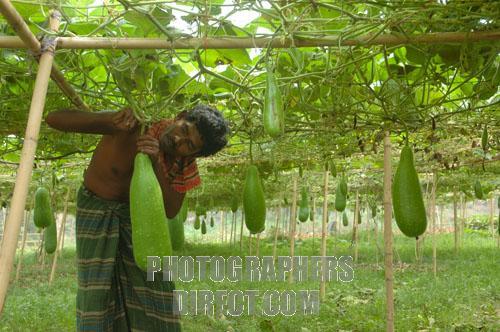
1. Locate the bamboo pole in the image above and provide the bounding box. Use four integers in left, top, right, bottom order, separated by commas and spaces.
272, 205, 280, 261
14, 210, 29, 282
453, 189, 458, 253
239, 210, 244, 252
312, 197, 316, 254
0, 2, 88, 110
229, 212, 235, 246
49, 189, 70, 285
431, 172, 437, 278
353, 191, 359, 263
288, 176, 298, 284
0, 11, 61, 314
320, 169, 329, 300
489, 197, 494, 237
2, 31, 500, 50
220, 210, 224, 244
232, 211, 238, 247
383, 132, 394, 332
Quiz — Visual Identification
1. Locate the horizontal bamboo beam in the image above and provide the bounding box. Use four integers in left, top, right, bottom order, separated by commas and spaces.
0, 0, 88, 110
0, 31, 499, 50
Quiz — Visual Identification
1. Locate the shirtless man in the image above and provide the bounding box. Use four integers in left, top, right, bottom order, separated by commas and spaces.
45, 104, 229, 331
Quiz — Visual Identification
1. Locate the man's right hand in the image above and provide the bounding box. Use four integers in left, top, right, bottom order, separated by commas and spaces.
111, 107, 138, 132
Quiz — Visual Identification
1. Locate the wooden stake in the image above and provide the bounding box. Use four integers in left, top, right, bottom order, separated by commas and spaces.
49, 189, 70, 284
353, 191, 359, 263
431, 171, 437, 278
288, 176, 298, 284
383, 132, 394, 332
0, 11, 61, 313
320, 169, 329, 300
15, 210, 29, 282
453, 189, 458, 253
272, 206, 280, 261
239, 210, 244, 252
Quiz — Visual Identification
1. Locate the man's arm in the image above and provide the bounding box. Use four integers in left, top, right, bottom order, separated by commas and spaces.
45, 107, 137, 135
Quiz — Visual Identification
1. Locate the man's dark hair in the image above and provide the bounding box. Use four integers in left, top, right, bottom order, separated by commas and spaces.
179, 104, 230, 157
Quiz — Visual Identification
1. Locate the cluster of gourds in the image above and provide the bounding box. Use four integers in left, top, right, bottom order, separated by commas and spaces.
33, 187, 57, 254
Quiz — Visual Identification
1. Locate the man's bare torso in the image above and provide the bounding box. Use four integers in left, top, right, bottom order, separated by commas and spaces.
84, 130, 140, 202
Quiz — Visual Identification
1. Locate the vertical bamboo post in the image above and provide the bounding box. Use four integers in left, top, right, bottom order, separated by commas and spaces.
49, 189, 70, 284
219, 211, 223, 243
256, 232, 260, 257
288, 176, 298, 284
383, 132, 394, 332
239, 210, 244, 252
233, 211, 238, 247
0, 11, 61, 313
312, 197, 316, 254
453, 189, 458, 253
15, 210, 29, 282
431, 171, 437, 278
461, 195, 466, 246
320, 169, 329, 300
272, 205, 280, 261
229, 212, 235, 246
353, 191, 359, 263
489, 197, 494, 237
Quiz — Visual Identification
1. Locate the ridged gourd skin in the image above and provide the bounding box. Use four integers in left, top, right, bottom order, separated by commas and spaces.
130, 153, 172, 271
194, 215, 201, 230
298, 187, 310, 222
201, 219, 207, 234
334, 183, 346, 212
34, 187, 54, 228
474, 180, 484, 200
342, 212, 349, 226
168, 214, 185, 250
44, 220, 57, 254
243, 165, 266, 234
263, 63, 284, 138
392, 145, 428, 238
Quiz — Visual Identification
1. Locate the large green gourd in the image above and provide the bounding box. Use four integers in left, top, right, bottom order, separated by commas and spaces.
298, 187, 310, 222
201, 219, 207, 235
340, 177, 348, 196
392, 145, 427, 238
194, 215, 201, 230
168, 214, 185, 250
473, 180, 484, 200
243, 165, 266, 234
130, 153, 172, 271
263, 63, 284, 138
334, 183, 346, 212
210, 216, 215, 227
342, 212, 349, 226
44, 220, 57, 254
33, 187, 54, 228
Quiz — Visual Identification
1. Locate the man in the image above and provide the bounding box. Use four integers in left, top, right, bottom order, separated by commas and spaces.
45, 104, 229, 331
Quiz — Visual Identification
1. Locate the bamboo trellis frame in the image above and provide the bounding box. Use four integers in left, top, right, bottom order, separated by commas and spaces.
0, 0, 499, 322
1, 31, 499, 50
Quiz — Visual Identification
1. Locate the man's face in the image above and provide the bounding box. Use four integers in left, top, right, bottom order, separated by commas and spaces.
160, 119, 204, 158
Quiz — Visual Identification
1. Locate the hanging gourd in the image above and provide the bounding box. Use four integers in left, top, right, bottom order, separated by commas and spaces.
263, 61, 284, 138
243, 165, 266, 234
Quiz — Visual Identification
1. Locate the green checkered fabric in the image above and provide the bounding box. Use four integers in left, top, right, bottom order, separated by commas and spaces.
75, 185, 181, 332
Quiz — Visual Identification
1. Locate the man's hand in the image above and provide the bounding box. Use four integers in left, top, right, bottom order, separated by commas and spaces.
137, 134, 161, 165
111, 107, 138, 132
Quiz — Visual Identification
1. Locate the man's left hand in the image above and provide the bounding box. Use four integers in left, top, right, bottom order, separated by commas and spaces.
137, 135, 161, 165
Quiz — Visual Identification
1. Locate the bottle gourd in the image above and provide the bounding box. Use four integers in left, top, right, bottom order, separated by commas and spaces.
243, 165, 266, 234
130, 153, 173, 271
